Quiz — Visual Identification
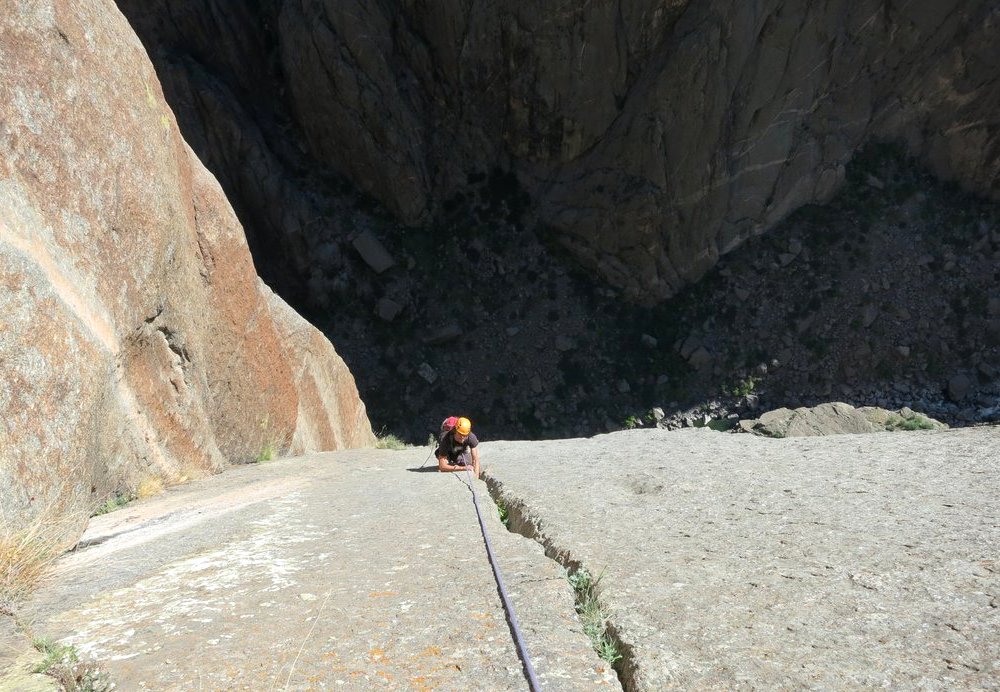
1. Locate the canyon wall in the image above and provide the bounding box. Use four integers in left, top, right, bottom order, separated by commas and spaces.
117, 0, 998, 303
0, 0, 374, 538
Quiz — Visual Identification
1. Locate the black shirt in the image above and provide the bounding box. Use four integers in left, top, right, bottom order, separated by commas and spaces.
436, 430, 479, 461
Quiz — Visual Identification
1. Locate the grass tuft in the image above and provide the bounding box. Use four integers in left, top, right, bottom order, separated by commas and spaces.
251, 414, 288, 463
0, 503, 81, 614
136, 476, 163, 499
886, 415, 938, 431
567, 568, 623, 665
375, 430, 409, 450
32, 637, 114, 691
93, 493, 132, 517
255, 440, 277, 462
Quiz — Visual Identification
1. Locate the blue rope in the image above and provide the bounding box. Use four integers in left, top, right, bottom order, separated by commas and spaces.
462, 468, 541, 691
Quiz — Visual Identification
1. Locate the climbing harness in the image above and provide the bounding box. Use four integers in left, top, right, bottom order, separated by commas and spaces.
456, 466, 541, 692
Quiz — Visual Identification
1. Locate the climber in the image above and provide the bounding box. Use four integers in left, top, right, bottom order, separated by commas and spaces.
437, 416, 480, 478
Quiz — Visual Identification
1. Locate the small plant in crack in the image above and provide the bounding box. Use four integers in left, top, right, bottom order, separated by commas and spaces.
567, 567, 622, 664
494, 498, 510, 527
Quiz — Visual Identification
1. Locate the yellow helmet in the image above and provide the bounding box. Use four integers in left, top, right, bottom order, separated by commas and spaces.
455, 417, 472, 435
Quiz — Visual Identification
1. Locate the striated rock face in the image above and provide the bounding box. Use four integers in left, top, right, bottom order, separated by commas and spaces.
0, 1, 374, 538
117, 0, 999, 303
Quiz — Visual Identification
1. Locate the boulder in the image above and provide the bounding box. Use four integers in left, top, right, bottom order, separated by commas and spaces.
688, 345, 714, 370
947, 374, 973, 402
0, 1, 374, 541
376, 297, 403, 322
555, 335, 577, 352
351, 230, 395, 274
417, 363, 438, 383
742, 403, 946, 437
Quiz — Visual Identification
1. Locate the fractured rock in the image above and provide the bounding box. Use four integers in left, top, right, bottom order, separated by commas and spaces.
352, 230, 395, 274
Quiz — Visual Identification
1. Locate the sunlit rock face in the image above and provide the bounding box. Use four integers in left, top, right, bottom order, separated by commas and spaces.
0, 0, 374, 538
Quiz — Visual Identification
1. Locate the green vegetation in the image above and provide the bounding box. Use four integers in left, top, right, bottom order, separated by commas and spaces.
622, 415, 641, 430
251, 414, 286, 463
494, 498, 510, 527
886, 415, 938, 432
255, 440, 278, 462
375, 430, 409, 450
567, 568, 623, 665
727, 376, 758, 397
33, 637, 114, 692
93, 492, 131, 516
707, 418, 736, 432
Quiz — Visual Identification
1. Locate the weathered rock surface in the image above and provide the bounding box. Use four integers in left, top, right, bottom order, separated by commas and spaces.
740, 402, 947, 437
486, 426, 1000, 690
0, 1, 374, 540
8, 422, 998, 690
117, 0, 999, 303
15, 448, 614, 690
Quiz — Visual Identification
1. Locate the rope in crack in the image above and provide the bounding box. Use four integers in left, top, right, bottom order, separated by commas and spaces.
458, 465, 542, 692
435, 415, 540, 689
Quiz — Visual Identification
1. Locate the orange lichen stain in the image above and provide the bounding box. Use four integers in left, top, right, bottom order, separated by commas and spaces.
419, 646, 442, 657
376, 670, 394, 682
321, 650, 340, 660
369, 591, 398, 598
410, 676, 437, 691
350, 670, 365, 677
470, 612, 493, 620
368, 647, 388, 663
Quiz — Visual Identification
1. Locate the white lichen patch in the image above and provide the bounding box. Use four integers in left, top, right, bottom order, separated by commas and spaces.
52, 496, 326, 661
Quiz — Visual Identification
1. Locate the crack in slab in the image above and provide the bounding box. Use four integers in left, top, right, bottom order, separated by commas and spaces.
483, 475, 632, 691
